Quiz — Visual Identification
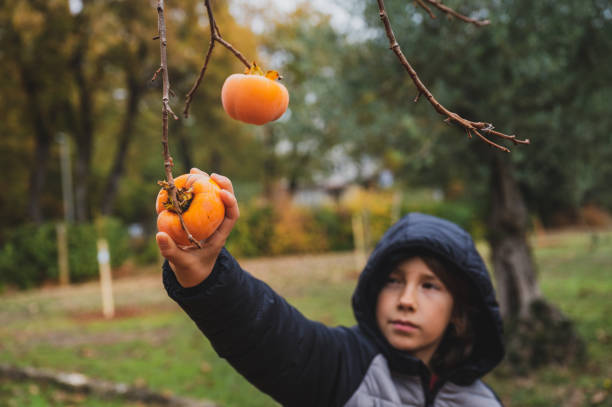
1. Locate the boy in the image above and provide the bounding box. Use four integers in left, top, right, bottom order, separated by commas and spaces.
157, 169, 505, 406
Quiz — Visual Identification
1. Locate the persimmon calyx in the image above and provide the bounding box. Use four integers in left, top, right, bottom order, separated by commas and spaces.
157, 180, 194, 213
244, 62, 282, 81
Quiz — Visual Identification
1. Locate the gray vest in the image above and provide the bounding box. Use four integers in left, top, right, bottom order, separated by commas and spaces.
344, 355, 501, 407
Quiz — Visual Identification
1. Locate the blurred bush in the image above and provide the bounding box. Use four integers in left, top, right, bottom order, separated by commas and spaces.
226, 203, 276, 257
224, 188, 484, 258
312, 206, 353, 252
0, 218, 129, 289
0, 223, 57, 290
268, 204, 329, 255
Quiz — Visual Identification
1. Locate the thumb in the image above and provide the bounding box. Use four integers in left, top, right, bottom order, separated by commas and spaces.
156, 232, 177, 259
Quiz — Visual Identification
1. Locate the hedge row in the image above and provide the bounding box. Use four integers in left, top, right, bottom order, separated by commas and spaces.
0, 198, 483, 290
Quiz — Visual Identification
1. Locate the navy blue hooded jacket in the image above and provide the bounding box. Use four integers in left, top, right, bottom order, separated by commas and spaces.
163, 213, 505, 406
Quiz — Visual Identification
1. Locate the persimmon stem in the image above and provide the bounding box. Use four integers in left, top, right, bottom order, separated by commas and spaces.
183, 0, 251, 118
377, 0, 528, 151
156, 0, 201, 248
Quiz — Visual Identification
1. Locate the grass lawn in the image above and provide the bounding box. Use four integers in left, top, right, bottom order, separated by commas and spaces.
1, 229, 611, 406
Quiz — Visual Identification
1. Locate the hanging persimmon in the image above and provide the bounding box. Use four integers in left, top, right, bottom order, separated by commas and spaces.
221, 63, 289, 125
156, 173, 225, 246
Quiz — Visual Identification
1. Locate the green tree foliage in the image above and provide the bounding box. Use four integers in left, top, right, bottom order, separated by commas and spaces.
357, 0, 612, 224
0, 0, 262, 235
262, 0, 611, 223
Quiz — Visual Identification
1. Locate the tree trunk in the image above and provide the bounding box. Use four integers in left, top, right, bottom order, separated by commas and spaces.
12, 27, 53, 224
100, 72, 143, 215
487, 154, 540, 319
21, 68, 52, 224
70, 11, 100, 223
487, 154, 584, 372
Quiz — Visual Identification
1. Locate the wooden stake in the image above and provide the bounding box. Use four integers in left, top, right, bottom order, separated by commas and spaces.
56, 223, 70, 286
96, 239, 114, 319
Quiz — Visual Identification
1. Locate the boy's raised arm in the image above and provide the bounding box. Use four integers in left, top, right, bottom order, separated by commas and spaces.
157, 170, 365, 407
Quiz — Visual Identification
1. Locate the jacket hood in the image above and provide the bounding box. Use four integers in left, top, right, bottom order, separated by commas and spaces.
352, 212, 504, 384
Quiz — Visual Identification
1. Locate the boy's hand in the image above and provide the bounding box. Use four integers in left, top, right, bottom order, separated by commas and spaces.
156, 168, 240, 288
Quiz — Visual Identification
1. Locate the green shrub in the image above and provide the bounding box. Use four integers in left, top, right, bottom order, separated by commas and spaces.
226, 203, 276, 257
0, 223, 57, 289
0, 219, 129, 289
312, 207, 353, 251
132, 236, 161, 266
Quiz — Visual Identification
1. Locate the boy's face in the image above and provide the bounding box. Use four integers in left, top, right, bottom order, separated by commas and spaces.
376, 257, 453, 367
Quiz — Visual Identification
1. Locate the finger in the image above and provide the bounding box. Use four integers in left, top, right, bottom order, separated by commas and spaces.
211, 173, 234, 195
190, 168, 209, 176
220, 189, 240, 220
204, 214, 238, 249
156, 232, 192, 270
204, 191, 239, 248
156, 232, 178, 258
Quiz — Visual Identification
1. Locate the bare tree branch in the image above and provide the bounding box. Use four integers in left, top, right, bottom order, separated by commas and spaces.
414, 0, 436, 20
156, 0, 201, 248
417, 0, 491, 27
377, 0, 529, 151
183, 0, 251, 118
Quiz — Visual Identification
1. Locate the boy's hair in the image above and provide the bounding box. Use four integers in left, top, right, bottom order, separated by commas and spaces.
380, 251, 478, 374
420, 255, 477, 375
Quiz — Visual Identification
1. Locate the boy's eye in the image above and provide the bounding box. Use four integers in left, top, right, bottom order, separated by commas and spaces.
422, 282, 440, 290
385, 276, 402, 285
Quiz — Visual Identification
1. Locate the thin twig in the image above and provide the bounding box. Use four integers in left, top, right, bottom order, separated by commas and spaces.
183, 0, 251, 118
157, 0, 201, 248
151, 67, 162, 82
415, 0, 490, 27
415, 0, 436, 20
377, 0, 528, 151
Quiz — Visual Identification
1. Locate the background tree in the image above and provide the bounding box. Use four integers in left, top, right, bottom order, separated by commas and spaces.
355, 0, 611, 368
0, 1, 73, 225
0, 0, 262, 231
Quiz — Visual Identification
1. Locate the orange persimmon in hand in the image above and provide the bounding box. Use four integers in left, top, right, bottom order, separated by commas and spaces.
221, 63, 289, 125
156, 172, 225, 246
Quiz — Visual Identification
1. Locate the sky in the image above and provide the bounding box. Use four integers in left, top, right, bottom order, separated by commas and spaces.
229, 0, 369, 36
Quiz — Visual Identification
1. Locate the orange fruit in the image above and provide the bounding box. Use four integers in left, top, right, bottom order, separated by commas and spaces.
221, 64, 289, 125
156, 173, 225, 246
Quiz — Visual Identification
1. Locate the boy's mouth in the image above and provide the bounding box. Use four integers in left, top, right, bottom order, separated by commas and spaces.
390, 319, 419, 332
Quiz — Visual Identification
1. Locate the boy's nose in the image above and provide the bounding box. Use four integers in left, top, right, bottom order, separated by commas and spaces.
397, 286, 417, 311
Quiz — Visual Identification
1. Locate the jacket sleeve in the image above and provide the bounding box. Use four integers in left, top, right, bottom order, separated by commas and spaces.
163, 247, 371, 407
